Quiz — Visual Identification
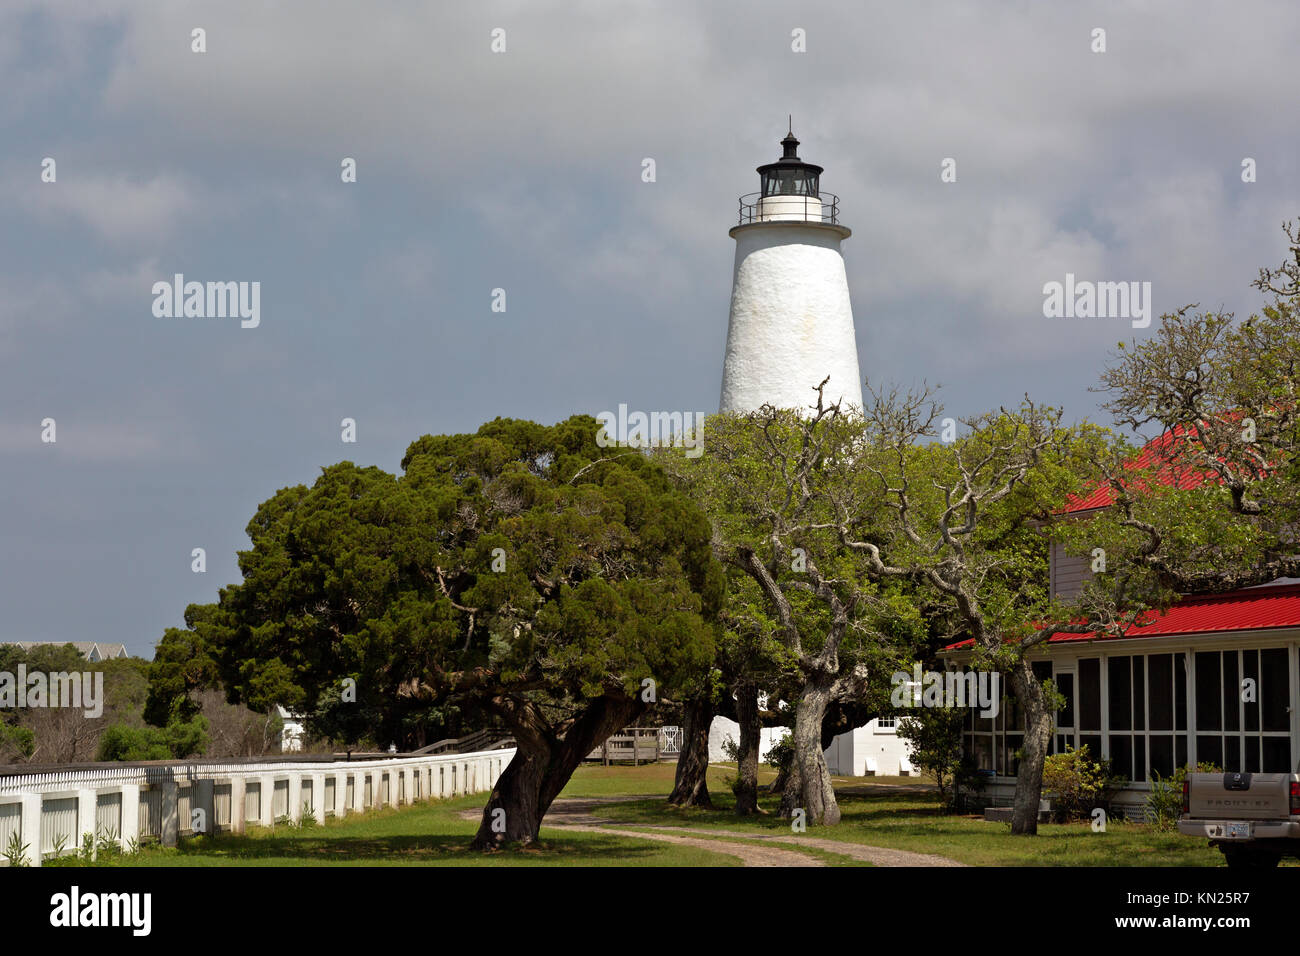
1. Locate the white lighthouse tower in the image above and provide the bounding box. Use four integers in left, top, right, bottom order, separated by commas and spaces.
719, 127, 863, 415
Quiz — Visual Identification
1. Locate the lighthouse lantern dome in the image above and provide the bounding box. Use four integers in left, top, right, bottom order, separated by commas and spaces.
756, 130, 823, 198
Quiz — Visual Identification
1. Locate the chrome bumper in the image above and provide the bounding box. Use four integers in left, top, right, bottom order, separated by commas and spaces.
1178, 818, 1300, 840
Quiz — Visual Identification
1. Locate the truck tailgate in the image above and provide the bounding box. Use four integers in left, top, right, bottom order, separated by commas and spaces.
1188, 772, 1291, 819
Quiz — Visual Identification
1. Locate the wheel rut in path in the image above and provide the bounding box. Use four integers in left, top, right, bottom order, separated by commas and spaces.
460, 795, 966, 867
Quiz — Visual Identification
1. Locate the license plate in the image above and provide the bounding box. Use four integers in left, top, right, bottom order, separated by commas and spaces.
1223, 823, 1252, 839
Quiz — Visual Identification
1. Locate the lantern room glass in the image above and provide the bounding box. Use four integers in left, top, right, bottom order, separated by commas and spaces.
761, 167, 819, 198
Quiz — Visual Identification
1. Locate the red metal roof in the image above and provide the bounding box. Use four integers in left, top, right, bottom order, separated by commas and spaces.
1062, 426, 1213, 513
942, 582, 1300, 651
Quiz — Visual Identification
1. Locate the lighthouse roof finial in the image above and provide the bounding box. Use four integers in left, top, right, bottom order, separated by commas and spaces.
779, 122, 800, 161
755, 121, 822, 199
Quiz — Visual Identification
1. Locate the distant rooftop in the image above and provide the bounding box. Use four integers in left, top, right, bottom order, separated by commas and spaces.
0, 640, 130, 662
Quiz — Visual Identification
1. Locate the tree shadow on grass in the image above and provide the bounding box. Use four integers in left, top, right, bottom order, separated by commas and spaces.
834, 789, 949, 822
160, 831, 677, 864
600, 788, 957, 836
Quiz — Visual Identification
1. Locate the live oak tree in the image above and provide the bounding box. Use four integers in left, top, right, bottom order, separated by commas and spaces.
941, 223, 1300, 833
673, 390, 918, 826
163, 416, 721, 849
1087, 222, 1300, 596
858, 416, 1179, 837
659, 518, 793, 812
717, 593, 791, 814
819, 385, 1114, 835
675, 380, 1113, 834
664, 590, 790, 814
665, 679, 720, 809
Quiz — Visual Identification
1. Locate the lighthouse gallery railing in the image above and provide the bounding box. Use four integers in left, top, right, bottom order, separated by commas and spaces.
737, 191, 840, 226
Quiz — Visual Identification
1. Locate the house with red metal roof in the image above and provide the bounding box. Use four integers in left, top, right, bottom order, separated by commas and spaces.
940, 430, 1300, 815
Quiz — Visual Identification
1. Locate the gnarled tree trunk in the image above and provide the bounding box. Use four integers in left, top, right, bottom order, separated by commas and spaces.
1007, 658, 1053, 836
471, 693, 644, 849
734, 684, 761, 814
769, 761, 789, 795
781, 674, 839, 825
668, 695, 714, 808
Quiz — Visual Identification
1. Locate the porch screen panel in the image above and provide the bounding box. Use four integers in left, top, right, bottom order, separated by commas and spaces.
1078, 658, 1100, 731
1261, 648, 1291, 771
1054, 672, 1075, 755
1222, 652, 1239, 732
1193, 648, 1290, 772
1058, 673, 1075, 727
1175, 652, 1188, 767
1108, 657, 1131, 732
1078, 657, 1101, 760
1147, 654, 1177, 779
960, 666, 987, 771
1132, 656, 1145, 731
1261, 648, 1289, 732
1107, 655, 1140, 780
1195, 651, 1223, 767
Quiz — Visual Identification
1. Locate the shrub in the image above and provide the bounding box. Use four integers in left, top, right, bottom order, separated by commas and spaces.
1147, 762, 1222, 831
1041, 745, 1126, 821
0, 721, 35, 763
764, 734, 793, 774
96, 715, 210, 761
896, 707, 969, 810
96, 725, 171, 761
720, 735, 739, 762
3, 830, 31, 867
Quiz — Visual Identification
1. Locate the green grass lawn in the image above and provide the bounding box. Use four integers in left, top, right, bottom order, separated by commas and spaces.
41, 760, 1256, 867
590, 764, 1229, 866
47, 790, 738, 867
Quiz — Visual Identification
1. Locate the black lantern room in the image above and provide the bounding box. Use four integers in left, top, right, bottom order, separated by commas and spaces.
757, 128, 822, 198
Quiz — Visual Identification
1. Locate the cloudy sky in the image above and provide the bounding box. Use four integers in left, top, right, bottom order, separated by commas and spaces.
3, 1, 1298, 657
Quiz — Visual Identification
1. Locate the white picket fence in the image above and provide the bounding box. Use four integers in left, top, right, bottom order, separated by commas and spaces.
0, 748, 514, 866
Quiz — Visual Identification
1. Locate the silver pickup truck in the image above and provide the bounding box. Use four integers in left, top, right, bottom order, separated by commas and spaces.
1179, 771, 1300, 867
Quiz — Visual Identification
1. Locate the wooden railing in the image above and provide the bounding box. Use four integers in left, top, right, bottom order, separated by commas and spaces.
588, 728, 661, 766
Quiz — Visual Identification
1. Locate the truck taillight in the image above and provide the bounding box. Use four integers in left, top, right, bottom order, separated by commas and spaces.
1290, 781, 1299, 815
1182, 779, 1190, 815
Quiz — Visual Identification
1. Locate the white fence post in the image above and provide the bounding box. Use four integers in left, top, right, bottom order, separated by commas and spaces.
75, 788, 96, 859
228, 777, 245, 835
333, 772, 347, 818
259, 774, 274, 828
310, 773, 326, 824
19, 793, 40, 867
120, 784, 140, 847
